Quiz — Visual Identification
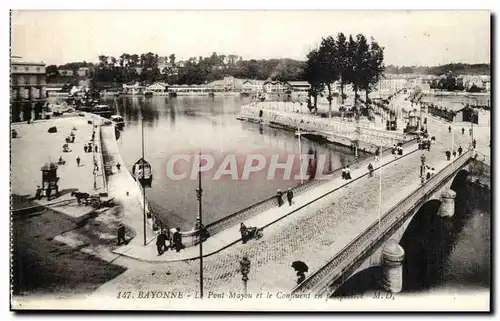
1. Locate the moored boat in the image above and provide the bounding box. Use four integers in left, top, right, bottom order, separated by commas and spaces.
110, 115, 125, 129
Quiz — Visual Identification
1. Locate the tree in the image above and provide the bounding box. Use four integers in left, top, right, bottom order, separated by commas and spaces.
303, 49, 324, 114
350, 34, 370, 106
46, 65, 58, 78
318, 36, 340, 118
169, 54, 176, 66
360, 38, 385, 103
335, 33, 349, 104
98, 55, 107, 68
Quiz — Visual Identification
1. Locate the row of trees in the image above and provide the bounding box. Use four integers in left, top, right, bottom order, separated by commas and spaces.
384, 63, 490, 75
47, 52, 307, 87
303, 33, 385, 115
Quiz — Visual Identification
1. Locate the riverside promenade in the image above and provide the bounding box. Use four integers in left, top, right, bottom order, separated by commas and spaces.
99, 123, 157, 247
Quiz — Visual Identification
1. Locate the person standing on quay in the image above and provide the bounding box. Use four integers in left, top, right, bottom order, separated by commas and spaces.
76, 156, 81, 167
458, 145, 463, 156
156, 230, 167, 256
375, 147, 380, 162
448, 125, 452, 133
286, 188, 294, 206
276, 189, 284, 207
117, 224, 126, 245
345, 165, 352, 180
173, 228, 183, 252
445, 150, 451, 161
462, 127, 465, 135
368, 163, 374, 177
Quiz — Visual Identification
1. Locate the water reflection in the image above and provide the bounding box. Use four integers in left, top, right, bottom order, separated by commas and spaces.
104, 95, 364, 230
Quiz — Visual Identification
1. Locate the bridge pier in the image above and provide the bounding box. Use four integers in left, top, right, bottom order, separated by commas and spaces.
381, 242, 405, 293
437, 189, 456, 217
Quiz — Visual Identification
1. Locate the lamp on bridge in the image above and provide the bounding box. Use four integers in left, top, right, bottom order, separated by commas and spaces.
240, 255, 251, 295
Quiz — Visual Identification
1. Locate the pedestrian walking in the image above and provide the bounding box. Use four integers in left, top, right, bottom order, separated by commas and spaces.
116, 162, 121, 171
173, 228, 183, 252
445, 150, 451, 161
427, 139, 431, 151
469, 128, 473, 136
368, 163, 374, 177
392, 144, 397, 158
458, 146, 463, 156
286, 188, 294, 206
473, 139, 477, 148
426, 165, 431, 180
462, 127, 465, 135
341, 166, 346, 179
84, 145, 88, 153
375, 147, 380, 162
95, 145, 98, 153
453, 150, 457, 158
276, 189, 284, 207
76, 156, 81, 167
117, 224, 126, 245
156, 230, 167, 256
448, 125, 452, 133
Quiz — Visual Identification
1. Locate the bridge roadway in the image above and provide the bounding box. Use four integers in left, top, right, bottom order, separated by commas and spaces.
92, 114, 476, 297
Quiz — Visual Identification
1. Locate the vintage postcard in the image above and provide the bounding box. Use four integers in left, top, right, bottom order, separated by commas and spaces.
9, 10, 491, 311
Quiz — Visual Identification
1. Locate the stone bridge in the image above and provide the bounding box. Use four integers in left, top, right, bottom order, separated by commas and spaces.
291, 149, 489, 296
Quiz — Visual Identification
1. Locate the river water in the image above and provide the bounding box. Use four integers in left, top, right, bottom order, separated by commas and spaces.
102, 95, 362, 230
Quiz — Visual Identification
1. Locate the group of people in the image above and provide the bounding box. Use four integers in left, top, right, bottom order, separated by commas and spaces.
153, 227, 184, 255
276, 188, 294, 207
392, 144, 403, 156
341, 166, 352, 180
445, 145, 464, 161
240, 222, 259, 244
84, 142, 98, 153
34, 184, 58, 201
424, 165, 436, 180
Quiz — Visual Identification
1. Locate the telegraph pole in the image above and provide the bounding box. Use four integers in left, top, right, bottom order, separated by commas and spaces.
197, 152, 204, 299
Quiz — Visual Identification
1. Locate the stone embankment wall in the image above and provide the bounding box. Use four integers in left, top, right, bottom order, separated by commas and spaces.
239, 102, 407, 151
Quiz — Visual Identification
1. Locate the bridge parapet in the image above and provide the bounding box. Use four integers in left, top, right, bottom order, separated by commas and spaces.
291, 149, 473, 296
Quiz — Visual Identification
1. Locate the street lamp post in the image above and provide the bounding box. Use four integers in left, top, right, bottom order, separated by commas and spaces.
240, 255, 251, 295
196, 153, 204, 299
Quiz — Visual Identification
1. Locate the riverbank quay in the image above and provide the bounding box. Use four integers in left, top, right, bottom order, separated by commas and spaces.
91, 113, 470, 296
110, 138, 419, 263
238, 102, 408, 153
99, 123, 158, 247
10, 116, 131, 297
11, 116, 107, 217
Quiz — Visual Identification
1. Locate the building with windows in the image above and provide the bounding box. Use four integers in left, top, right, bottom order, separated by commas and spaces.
10, 58, 47, 122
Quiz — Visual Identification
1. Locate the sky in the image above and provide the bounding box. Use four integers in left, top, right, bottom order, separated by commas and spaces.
10, 10, 491, 67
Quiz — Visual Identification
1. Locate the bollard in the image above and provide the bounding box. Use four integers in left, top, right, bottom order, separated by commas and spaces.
437, 189, 456, 217
381, 242, 405, 293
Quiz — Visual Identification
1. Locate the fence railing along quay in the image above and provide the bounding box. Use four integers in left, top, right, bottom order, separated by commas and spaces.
205, 137, 419, 237
291, 149, 473, 296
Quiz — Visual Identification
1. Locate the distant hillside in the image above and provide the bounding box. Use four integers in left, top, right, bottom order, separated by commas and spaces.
385, 63, 490, 75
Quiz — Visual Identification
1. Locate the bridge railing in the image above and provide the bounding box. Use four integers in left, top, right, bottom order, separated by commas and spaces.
205, 137, 418, 237
291, 149, 473, 295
